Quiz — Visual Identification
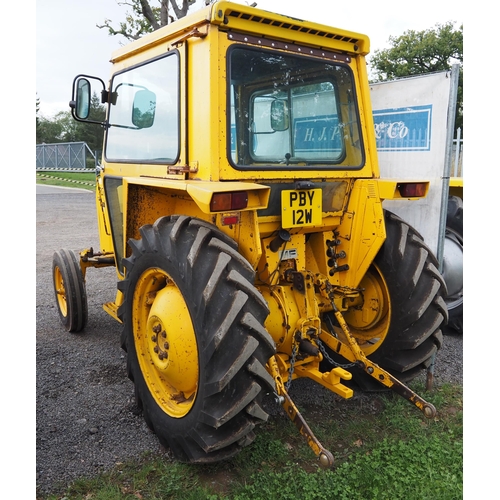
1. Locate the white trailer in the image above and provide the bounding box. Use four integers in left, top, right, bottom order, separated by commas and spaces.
370, 67, 463, 333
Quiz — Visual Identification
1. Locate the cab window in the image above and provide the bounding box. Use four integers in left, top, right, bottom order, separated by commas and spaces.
229, 47, 364, 170
106, 52, 180, 163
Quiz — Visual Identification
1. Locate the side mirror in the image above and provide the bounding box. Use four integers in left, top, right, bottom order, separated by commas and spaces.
271, 100, 289, 131
69, 74, 106, 125
131, 89, 156, 129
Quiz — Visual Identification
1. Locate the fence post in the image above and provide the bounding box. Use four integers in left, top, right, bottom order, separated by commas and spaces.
453, 128, 462, 177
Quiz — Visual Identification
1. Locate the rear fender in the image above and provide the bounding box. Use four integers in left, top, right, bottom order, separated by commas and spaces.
334, 179, 386, 289
119, 178, 270, 273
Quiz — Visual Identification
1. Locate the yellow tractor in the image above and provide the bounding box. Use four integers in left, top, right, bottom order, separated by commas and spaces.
53, 1, 447, 467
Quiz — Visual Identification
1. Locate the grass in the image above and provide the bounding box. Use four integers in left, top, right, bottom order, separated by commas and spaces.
36, 171, 463, 498
38, 382, 463, 500
36, 171, 96, 190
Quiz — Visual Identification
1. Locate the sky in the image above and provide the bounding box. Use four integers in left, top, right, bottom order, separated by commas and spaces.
36, 0, 464, 118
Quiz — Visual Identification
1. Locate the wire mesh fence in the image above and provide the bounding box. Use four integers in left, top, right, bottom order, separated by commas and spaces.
36, 142, 98, 171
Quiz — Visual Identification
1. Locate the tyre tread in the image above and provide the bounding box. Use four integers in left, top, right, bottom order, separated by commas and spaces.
118, 216, 276, 463
368, 211, 447, 375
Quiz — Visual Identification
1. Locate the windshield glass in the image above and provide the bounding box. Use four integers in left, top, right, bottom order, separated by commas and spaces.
229, 47, 364, 170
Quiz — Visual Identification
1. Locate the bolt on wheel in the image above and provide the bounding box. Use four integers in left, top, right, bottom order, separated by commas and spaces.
132, 267, 199, 418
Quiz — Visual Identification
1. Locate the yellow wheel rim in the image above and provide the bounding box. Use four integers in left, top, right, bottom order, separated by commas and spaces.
54, 266, 68, 317
342, 264, 391, 356
132, 267, 199, 418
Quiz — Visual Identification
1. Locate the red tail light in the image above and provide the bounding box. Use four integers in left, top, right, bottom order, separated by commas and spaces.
398, 183, 427, 197
210, 191, 248, 211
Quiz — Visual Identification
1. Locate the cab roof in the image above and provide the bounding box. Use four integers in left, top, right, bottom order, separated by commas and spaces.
110, 1, 370, 63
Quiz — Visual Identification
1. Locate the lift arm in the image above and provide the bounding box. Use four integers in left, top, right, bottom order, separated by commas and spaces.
317, 278, 437, 419
267, 356, 335, 469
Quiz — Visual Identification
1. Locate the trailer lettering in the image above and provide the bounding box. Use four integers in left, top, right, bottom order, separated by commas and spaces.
304, 127, 315, 142
374, 121, 409, 140
318, 127, 328, 141
387, 121, 408, 139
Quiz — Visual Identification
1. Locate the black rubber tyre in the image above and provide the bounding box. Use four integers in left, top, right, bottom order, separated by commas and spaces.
446, 195, 463, 235
443, 196, 463, 334
52, 249, 88, 333
118, 216, 276, 463
367, 211, 447, 380
323, 211, 448, 387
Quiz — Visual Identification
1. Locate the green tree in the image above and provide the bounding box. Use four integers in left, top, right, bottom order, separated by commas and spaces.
370, 22, 463, 131
37, 114, 65, 144
36, 95, 43, 143
75, 92, 107, 155
36, 95, 40, 127
36, 92, 106, 156
97, 0, 197, 41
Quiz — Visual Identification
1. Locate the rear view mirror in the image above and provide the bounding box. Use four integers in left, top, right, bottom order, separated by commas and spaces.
69, 74, 106, 125
132, 89, 156, 129
271, 100, 289, 131
74, 78, 91, 119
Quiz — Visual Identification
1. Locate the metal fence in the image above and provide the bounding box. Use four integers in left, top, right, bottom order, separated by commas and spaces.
37, 135, 463, 175
36, 142, 97, 170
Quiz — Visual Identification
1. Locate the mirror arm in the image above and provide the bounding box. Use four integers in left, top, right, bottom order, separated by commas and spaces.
69, 102, 108, 127
101, 90, 118, 105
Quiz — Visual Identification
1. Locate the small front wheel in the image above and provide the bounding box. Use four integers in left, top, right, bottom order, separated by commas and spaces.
52, 249, 88, 332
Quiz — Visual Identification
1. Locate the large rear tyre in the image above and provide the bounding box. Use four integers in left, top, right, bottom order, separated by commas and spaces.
52, 249, 88, 333
325, 211, 448, 386
443, 196, 463, 334
118, 216, 276, 463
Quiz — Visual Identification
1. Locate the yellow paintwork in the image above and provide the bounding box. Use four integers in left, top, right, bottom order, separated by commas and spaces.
95, 174, 114, 254
341, 265, 390, 355
53, 266, 68, 318
449, 177, 463, 188
76, 2, 434, 455
85, 0, 430, 358
449, 177, 463, 199
132, 267, 199, 417
295, 364, 353, 399
376, 179, 430, 199
210, 2, 370, 53
85, 2, 430, 344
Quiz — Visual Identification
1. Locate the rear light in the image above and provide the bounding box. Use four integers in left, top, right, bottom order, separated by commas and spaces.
221, 213, 240, 226
398, 183, 427, 197
210, 191, 248, 211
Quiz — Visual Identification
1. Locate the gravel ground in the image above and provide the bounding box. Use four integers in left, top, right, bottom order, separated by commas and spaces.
36, 187, 463, 497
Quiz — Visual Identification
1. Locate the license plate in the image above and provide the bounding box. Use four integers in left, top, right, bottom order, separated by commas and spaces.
281, 188, 322, 228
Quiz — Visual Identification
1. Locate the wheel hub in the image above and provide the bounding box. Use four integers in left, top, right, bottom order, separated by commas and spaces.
133, 269, 199, 417
342, 265, 390, 356
54, 267, 68, 316
148, 318, 170, 364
